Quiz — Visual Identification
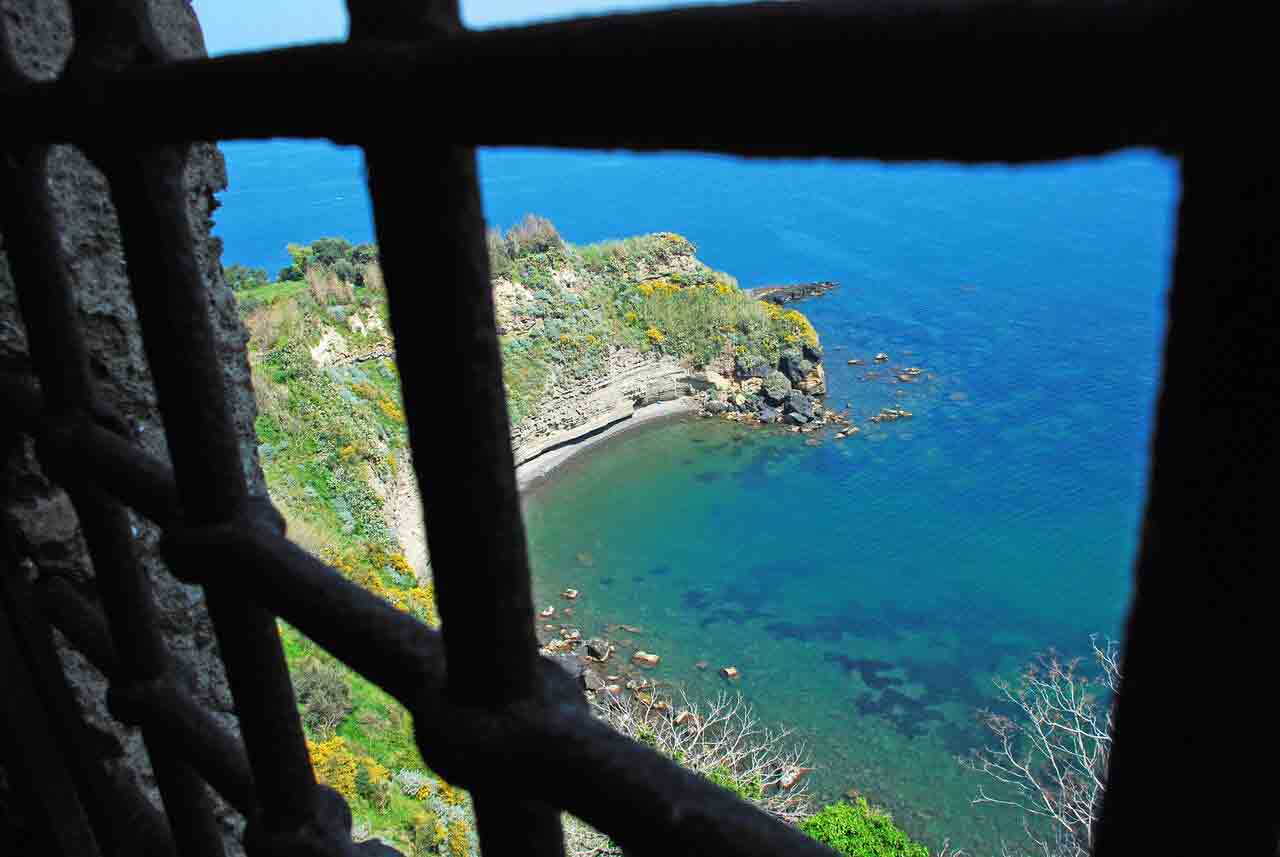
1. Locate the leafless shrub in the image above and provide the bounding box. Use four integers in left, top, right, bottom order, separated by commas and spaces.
563, 689, 813, 856
244, 299, 301, 351
965, 636, 1120, 857
306, 266, 355, 305
361, 262, 384, 295
504, 213, 564, 256
293, 657, 353, 739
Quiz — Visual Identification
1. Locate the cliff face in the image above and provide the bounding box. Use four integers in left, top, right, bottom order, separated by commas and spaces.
254, 229, 828, 477
0, 2, 257, 853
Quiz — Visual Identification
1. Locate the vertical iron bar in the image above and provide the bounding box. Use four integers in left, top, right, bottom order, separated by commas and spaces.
0, 549, 177, 857
56, 0, 318, 840
0, 581, 103, 857
101, 144, 320, 833
345, 1, 565, 853
1095, 149, 1280, 853
0, 144, 225, 857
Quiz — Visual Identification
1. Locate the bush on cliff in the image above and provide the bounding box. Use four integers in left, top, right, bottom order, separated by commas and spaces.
801, 799, 930, 857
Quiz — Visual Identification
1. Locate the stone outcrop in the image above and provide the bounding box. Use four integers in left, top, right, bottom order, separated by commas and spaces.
696, 333, 836, 432
746, 280, 839, 305
510, 348, 697, 467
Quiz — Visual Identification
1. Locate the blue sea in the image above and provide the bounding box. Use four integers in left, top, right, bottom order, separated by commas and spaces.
216, 141, 1178, 852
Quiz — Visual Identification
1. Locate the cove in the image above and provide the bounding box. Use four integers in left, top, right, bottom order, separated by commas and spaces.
216, 141, 1179, 853
513, 152, 1177, 853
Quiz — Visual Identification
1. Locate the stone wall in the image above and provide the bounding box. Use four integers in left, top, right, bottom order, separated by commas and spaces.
0, 1, 260, 852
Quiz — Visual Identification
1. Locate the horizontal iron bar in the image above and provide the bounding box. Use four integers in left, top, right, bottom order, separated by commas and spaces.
164, 511, 842, 857
7, 373, 834, 854
0, 0, 1185, 162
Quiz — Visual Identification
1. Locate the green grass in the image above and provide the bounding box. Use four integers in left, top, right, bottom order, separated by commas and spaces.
236, 279, 307, 307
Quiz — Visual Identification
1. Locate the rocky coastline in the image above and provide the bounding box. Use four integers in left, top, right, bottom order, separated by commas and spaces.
688, 338, 841, 430
747, 280, 839, 305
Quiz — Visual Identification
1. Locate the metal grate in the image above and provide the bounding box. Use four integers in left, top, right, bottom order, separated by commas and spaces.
2, 1, 1277, 856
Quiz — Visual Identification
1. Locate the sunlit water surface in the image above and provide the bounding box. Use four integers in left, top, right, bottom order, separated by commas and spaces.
217, 143, 1178, 852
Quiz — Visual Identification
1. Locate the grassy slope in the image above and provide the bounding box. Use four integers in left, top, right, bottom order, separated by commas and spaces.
235, 225, 927, 855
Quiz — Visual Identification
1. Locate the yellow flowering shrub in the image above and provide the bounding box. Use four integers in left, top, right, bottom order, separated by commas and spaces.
339, 444, 357, 460
439, 781, 466, 807
448, 819, 470, 857
645, 327, 665, 345
308, 736, 359, 800
782, 309, 819, 346
650, 279, 680, 296
364, 758, 390, 785
377, 397, 404, 423
351, 381, 379, 400
623, 310, 638, 324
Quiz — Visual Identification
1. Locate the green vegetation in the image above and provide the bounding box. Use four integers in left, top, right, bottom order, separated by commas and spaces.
801, 799, 931, 857
223, 262, 270, 291
485, 216, 820, 425
232, 220, 882, 855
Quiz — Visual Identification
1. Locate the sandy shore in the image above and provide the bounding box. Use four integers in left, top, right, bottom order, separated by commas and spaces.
385, 397, 698, 580
516, 397, 699, 492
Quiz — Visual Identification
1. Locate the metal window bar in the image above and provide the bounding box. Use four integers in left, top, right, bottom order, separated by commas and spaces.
1, 1, 1276, 856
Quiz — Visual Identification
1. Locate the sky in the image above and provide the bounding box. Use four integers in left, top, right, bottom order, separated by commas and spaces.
191, 0, 711, 55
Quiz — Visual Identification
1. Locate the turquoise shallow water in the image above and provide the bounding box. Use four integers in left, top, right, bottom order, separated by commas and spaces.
216, 142, 1179, 853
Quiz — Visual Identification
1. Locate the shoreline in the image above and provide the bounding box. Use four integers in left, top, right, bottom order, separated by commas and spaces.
515, 397, 699, 493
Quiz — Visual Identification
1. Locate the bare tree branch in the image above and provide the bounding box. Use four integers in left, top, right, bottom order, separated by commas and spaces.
564, 688, 814, 856
965, 636, 1119, 857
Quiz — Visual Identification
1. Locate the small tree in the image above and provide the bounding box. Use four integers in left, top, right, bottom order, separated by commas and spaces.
223, 263, 268, 290
504, 213, 563, 257
311, 237, 354, 268
966, 636, 1120, 857
486, 227, 514, 278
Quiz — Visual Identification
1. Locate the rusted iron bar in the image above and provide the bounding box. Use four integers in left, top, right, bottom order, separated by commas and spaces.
0, 581, 103, 857
37, 576, 259, 816
346, 0, 567, 849
0, 141, 225, 857
0, 0, 1183, 161
1094, 151, 1280, 852
53, 5, 319, 837
164, 516, 841, 857
0, 563, 178, 857
99, 143, 325, 839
